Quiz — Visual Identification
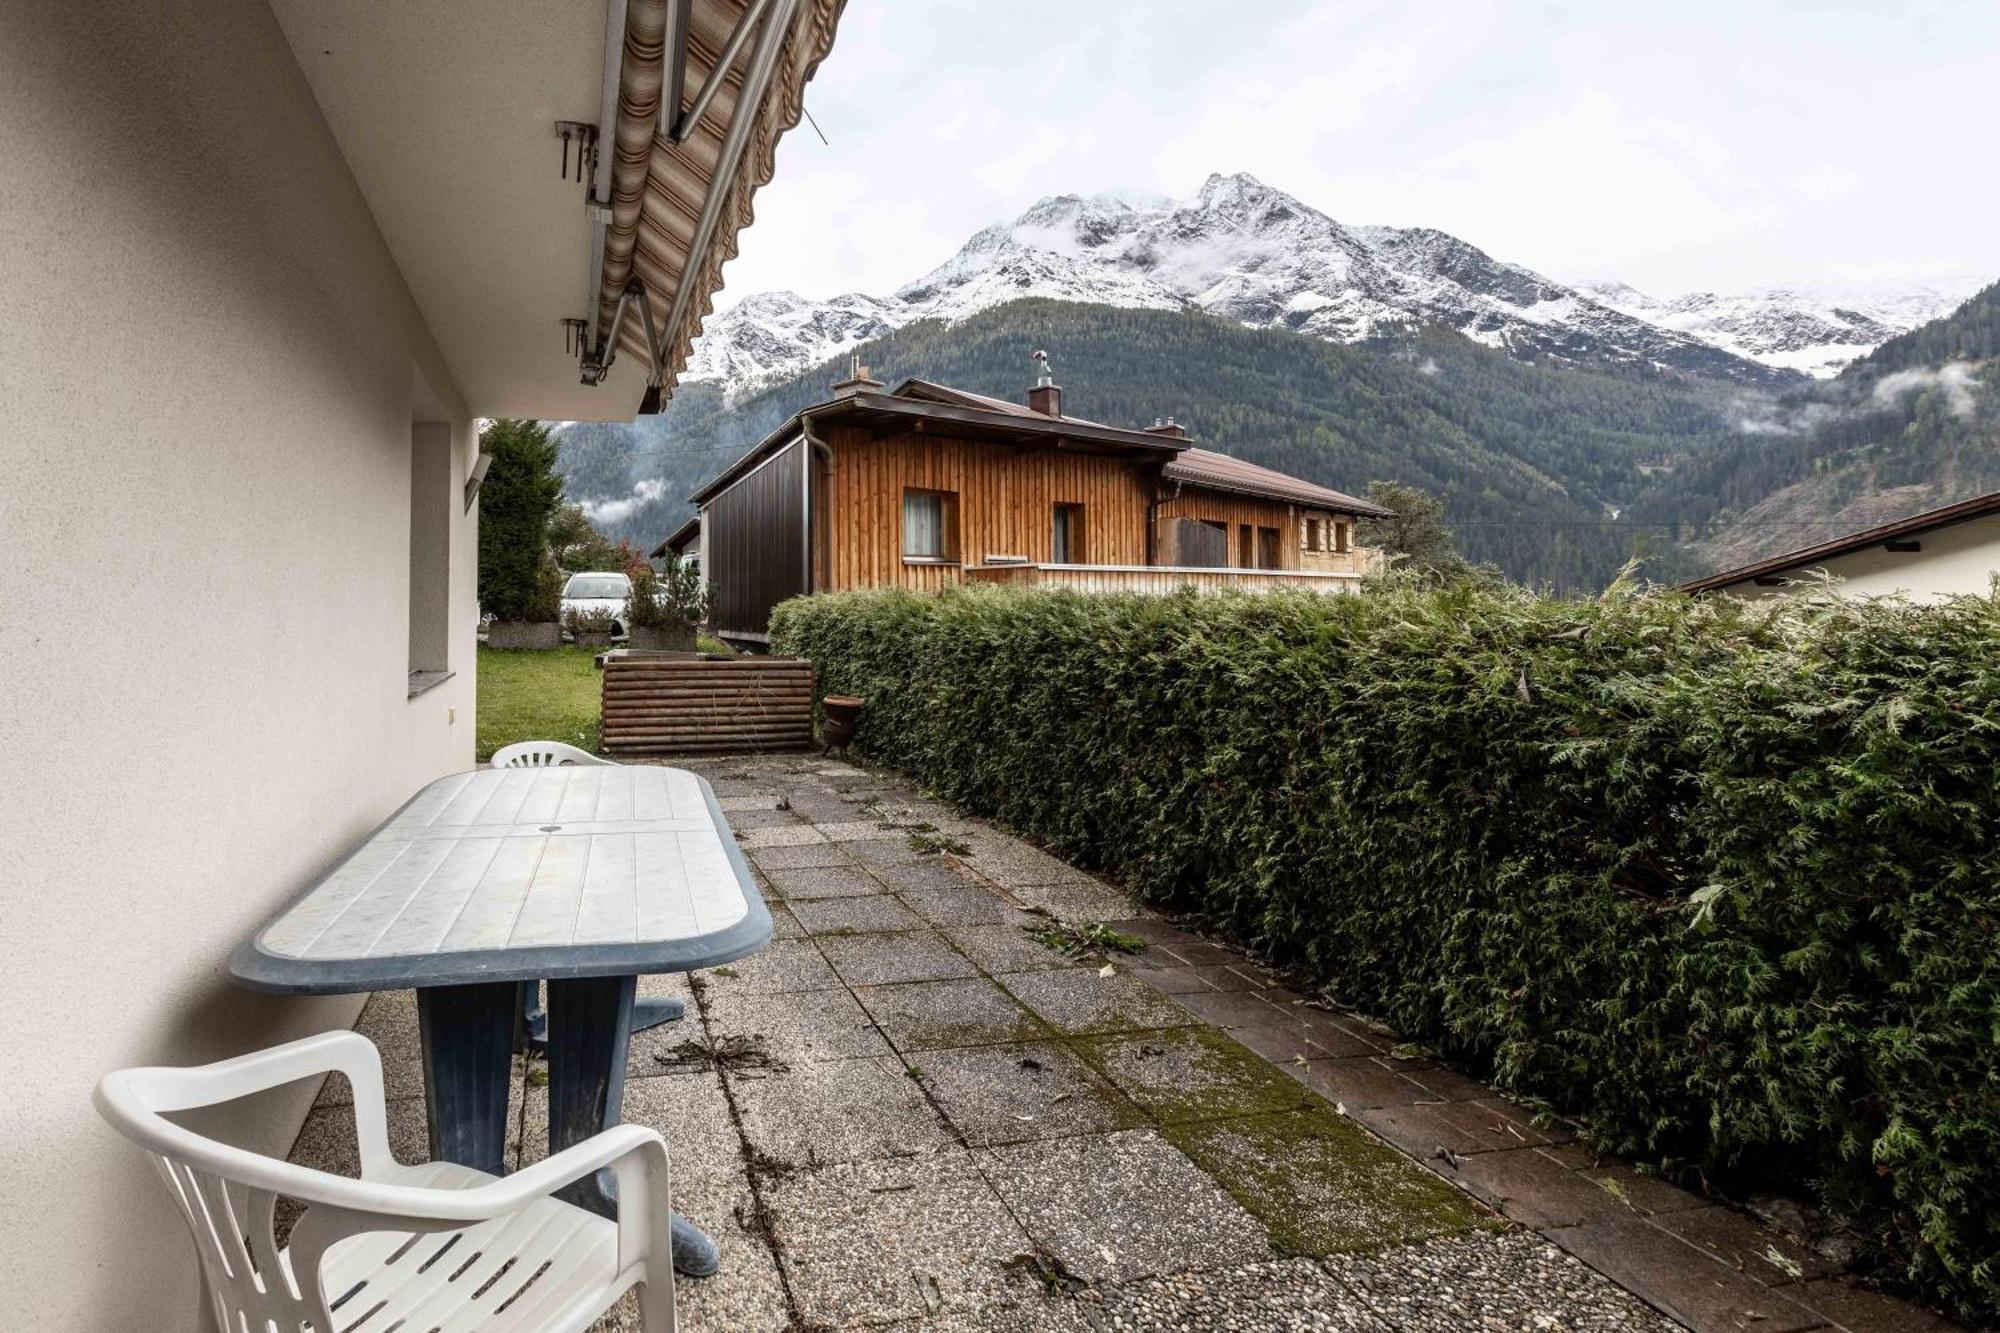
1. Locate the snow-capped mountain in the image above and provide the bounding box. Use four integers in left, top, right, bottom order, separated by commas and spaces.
679, 289, 901, 389
1579, 278, 1984, 379
685, 172, 1980, 396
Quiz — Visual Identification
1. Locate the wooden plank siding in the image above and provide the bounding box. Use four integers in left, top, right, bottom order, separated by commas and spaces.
706, 438, 807, 640
819, 423, 1155, 593
1155, 491, 1300, 569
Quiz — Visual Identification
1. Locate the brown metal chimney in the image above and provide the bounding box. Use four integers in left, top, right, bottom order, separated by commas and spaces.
1027, 349, 1062, 416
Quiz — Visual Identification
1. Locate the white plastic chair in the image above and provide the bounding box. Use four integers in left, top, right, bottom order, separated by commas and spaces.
489, 740, 614, 768
95, 1030, 676, 1333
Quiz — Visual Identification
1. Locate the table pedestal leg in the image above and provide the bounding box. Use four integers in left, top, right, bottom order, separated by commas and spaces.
521, 982, 683, 1051
546, 975, 720, 1277
416, 982, 517, 1176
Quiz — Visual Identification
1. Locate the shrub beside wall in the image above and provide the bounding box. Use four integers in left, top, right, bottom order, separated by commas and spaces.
772, 580, 2000, 1321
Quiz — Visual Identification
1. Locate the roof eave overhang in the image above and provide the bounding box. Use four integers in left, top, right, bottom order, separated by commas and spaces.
1679, 488, 2000, 593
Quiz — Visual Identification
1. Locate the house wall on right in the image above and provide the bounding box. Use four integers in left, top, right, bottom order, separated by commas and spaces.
1709, 512, 2000, 602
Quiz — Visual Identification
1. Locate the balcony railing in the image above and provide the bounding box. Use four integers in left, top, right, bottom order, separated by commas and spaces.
962, 561, 1373, 595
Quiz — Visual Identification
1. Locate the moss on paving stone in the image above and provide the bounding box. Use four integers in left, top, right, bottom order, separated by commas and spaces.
1165, 1106, 1487, 1257
1070, 1026, 1311, 1124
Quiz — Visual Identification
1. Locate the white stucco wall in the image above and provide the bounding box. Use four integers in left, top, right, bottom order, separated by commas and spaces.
1714, 512, 2000, 603
0, 1, 478, 1326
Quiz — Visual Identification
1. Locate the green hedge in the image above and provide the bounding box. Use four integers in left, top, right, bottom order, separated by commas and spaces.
772, 579, 2000, 1321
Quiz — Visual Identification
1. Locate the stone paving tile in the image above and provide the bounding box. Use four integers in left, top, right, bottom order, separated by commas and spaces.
898, 881, 1023, 927
789, 892, 927, 936
716, 793, 785, 811
875, 859, 982, 892
858, 977, 1050, 1051
736, 824, 829, 849
1324, 1229, 1683, 1332
587, 1169, 792, 1333
1295, 1057, 1434, 1111
1345, 1100, 1499, 1160
763, 864, 883, 900
978, 1128, 1271, 1285
697, 938, 842, 995
724, 807, 808, 830
808, 817, 897, 842
1449, 1145, 1647, 1229
895, 1296, 1096, 1331
1653, 1204, 1839, 1286
1387, 1057, 1495, 1102
765, 901, 804, 940
1000, 966, 1201, 1036
847, 836, 935, 866
729, 1055, 955, 1169
1170, 987, 1293, 1031
289, 1092, 435, 1175
704, 986, 897, 1065
1789, 1278, 1967, 1333
820, 929, 983, 986
913, 1040, 1145, 1147
313, 988, 426, 1106
942, 922, 1083, 974
748, 841, 855, 870
1573, 1161, 1710, 1219
763, 1149, 1038, 1325
627, 1009, 713, 1079
1549, 1216, 1823, 1332
1126, 962, 1230, 994
516, 1070, 741, 1183
1429, 1096, 1567, 1154
1165, 1107, 1484, 1256
1007, 878, 1150, 922
1082, 1258, 1393, 1331
1077, 1028, 1313, 1124
635, 970, 696, 1007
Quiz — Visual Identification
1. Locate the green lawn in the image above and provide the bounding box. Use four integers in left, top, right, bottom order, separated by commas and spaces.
475, 644, 605, 760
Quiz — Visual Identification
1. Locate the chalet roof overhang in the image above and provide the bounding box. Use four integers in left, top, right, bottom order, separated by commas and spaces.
653, 514, 702, 559
1677, 488, 2000, 593
268, 0, 843, 421
685, 390, 1191, 505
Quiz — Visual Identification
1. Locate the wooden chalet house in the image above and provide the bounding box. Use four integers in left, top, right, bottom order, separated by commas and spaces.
658, 355, 1390, 643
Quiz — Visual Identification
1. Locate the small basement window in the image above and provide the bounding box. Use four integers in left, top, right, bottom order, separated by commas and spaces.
902, 488, 958, 561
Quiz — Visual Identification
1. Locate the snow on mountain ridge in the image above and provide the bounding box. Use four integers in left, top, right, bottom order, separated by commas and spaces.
685, 172, 1982, 396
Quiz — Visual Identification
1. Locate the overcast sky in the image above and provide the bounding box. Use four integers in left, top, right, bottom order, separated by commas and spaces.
718, 0, 1997, 304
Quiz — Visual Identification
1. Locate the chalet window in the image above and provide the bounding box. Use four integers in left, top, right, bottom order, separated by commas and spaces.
1257, 526, 1281, 569
1052, 504, 1084, 564
1333, 521, 1350, 554
1304, 517, 1322, 551
902, 488, 957, 561
1238, 524, 1254, 568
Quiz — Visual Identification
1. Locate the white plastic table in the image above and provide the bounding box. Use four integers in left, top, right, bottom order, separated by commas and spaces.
230, 764, 770, 1273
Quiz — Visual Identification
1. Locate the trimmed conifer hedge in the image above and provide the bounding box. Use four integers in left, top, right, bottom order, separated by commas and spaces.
771, 579, 2000, 1321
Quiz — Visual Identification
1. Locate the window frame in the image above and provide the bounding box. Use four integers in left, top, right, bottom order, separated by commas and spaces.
901, 487, 960, 563
1051, 502, 1085, 565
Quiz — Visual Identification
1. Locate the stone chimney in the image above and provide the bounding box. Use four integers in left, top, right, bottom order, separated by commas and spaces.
1027, 349, 1063, 417
831, 354, 885, 398
1144, 416, 1187, 440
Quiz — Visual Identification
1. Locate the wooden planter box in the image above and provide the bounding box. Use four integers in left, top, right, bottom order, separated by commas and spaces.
599, 653, 815, 757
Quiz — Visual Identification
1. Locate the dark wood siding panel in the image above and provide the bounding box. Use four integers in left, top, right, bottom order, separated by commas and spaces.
707, 438, 806, 639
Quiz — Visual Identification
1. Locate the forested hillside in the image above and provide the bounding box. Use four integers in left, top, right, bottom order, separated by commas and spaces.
561, 287, 1997, 590
562, 300, 1750, 589
1626, 282, 1999, 567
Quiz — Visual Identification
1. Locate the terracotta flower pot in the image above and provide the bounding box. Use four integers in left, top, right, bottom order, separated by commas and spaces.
821, 694, 865, 748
